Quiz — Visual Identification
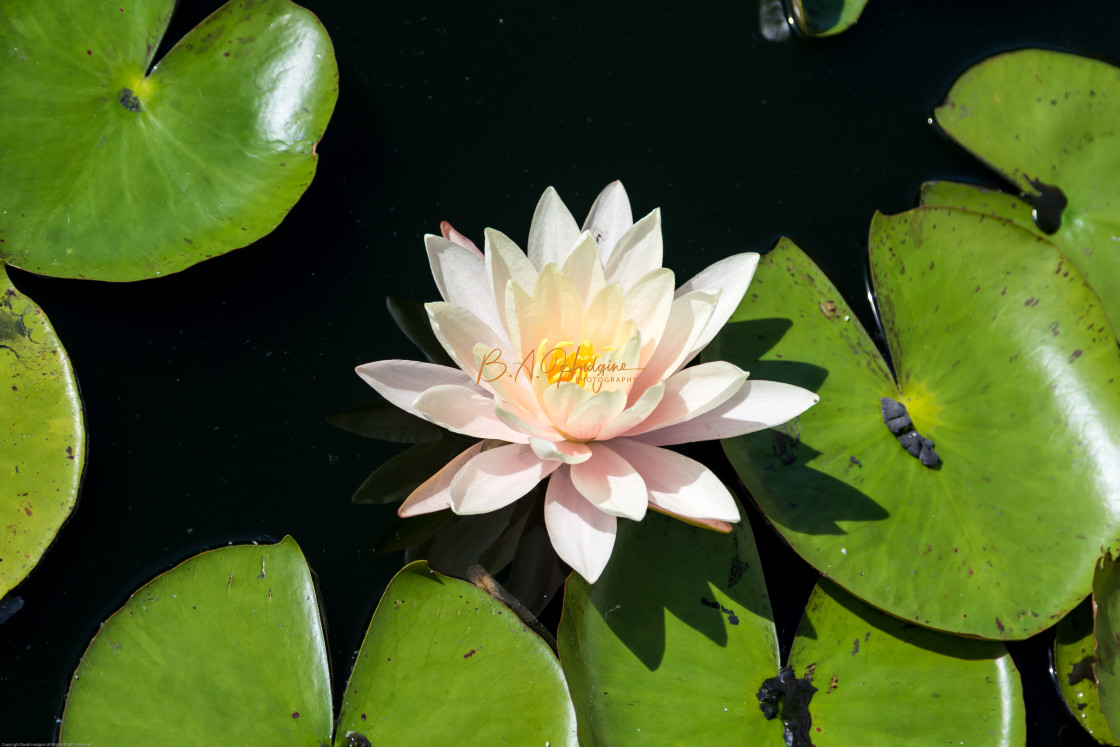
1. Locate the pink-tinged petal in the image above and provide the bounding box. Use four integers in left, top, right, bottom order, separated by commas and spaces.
399, 441, 486, 517
609, 438, 740, 522
440, 220, 481, 255
569, 443, 648, 521
355, 360, 483, 417
528, 187, 580, 269
426, 302, 508, 382
674, 253, 759, 367
627, 289, 719, 404
561, 231, 607, 304
623, 268, 675, 361
450, 443, 560, 514
486, 228, 539, 333
563, 388, 627, 441
595, 382, 665, 441
583, 181, 633, 263
530, 437, 592, 464
634, 379, 819, 446
545, 466, 617, 583
413, 384, 529, 442
425, 234, 505, 337
603, 208, 663, 290
494, 396, 562, 441
625, 361, 749, 437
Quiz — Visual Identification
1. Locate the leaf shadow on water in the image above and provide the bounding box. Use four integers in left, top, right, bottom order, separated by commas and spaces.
583, 507, 782, 671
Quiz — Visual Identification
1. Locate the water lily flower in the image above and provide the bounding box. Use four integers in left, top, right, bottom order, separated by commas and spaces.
357, 183, 818, 582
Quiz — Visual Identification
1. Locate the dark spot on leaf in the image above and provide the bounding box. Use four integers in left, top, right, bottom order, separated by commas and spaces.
995, 618, 1005, 633
1025, 177, 1067, 234
1024, 297, 1039, 307
851, 639, 859, 656
292, 711, 300, 718
66, 446, 74, 459
849, 455, 862, 468
118, 88, 141, 113
463, 648, 477, 658
347, 734, 372, 747
1069, 349, 1082, 363
757, 666, 818, 747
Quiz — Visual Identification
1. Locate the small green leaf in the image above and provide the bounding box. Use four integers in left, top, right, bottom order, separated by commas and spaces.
0, 0, 338, 281
710, 208, 1120, 639
785, 580, 1025, 744
1, 266, 84, 598
558, 506, 782, 744
335, 560, 576, 746
919, 180, 1040, 235
934, 49, 1120, 329
1095, 553, 1120, 737
791, 0, 869, 37
1054, 597, 1117, 745
60, 537, 333, 744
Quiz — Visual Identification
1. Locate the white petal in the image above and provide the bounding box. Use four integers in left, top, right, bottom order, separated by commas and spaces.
569, 443, 648, 521
603, 208, 663, 290
413, 384, 529, 442
425, 234, 504, 338
528, 187, 580, 269
627, 289, 719, 404
561, 231, 607, 304
609, 439, 740, 522
450, 443, 560, 514
582, 181, 633, 263
634, 379, 819, 446
399, 441, 485, 517
486, 228, 539, 334
355, 360, 482, 418
674, 253, 760, 367
494, 397, 563, 441
625, 361, 749, 437
530, 438, 592, 464
563, 388, 627, 441
622, 268, 675, 361
425, 302, 508, 383
595, 382, 665, 441
544, 467, 617, 583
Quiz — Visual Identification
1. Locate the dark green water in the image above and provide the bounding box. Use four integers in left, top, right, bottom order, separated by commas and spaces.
3, 0, 1119, 742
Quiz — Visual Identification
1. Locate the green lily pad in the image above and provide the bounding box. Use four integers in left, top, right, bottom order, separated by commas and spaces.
0, 0, 338, 281
61, 536, 334, 744
708, 208, 1120, 639
1054, 597, 1117, 745
60, 540, 574, 744
791, 0, 869, 37
336, 561, 576, 746
1, 266, 84, 599
1094, 553, 1120, 737
558, 504, 784, 744
785, 579, 1025, 744
934, 49, 1120, 329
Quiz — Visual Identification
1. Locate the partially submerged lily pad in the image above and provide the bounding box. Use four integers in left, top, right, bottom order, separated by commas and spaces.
791, 0, 869, 37
557, 498, 1025, 744
60, 539, 574, 745
1094, 553, 1120, 738
1, 267, 84, 599
0, 0, 338, 281
709, 207, 1120, 639
1054, 597, 1117, 745
785, 580, 1024, 745
934, 49, 1120, 329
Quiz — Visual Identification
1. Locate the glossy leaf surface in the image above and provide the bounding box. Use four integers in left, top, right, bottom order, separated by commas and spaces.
787, 580, 1025, 744
934, 49, 1120, 328
558, 506, 783, 744
336, 561, 576, 746
1, 267, 84, 598
0, 0, 338, 281
791, 0, 869, 37
710, 209, 1120, 639
61, 537, 333, 744
1054, 597, 1117, 745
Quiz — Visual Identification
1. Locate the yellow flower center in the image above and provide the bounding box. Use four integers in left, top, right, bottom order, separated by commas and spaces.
536, 339, 611, 388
